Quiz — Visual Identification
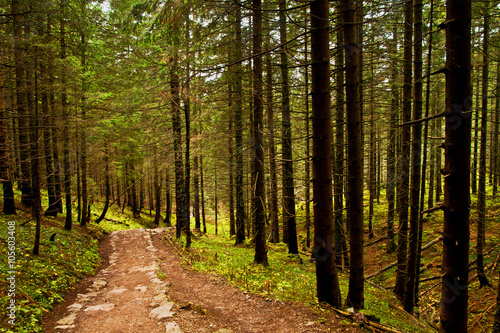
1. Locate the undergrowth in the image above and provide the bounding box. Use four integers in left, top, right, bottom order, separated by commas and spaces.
171, 232, 434, 333
0, 212, 100, 332
0, 189, 154, 333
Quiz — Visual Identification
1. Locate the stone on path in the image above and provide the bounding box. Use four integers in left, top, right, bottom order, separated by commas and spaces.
129, 264, 156, 273
66, 303, 83, 312
150, 302, 175, 319
76, 292, 98, 302
135, 285, 148, 292
165, 322, 182, 333
84, 304, 116, 312
56, 313, 77, 325
108, 288, 128, 294
54, 324, 75, 330
91, 279, 107, 290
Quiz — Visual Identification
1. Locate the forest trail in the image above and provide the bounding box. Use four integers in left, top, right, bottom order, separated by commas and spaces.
43, 227, 362, 333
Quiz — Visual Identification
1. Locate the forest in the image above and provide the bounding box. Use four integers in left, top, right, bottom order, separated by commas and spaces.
0, 0, 498, 332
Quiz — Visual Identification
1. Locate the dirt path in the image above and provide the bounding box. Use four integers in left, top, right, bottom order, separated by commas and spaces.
43, 227, 362, 333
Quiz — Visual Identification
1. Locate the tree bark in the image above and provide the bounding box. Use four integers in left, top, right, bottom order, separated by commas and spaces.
492, 62, 500, 196
404, 0, 423, 313
0, 54, 16, 215
60, 0, 72, 231
194, 155, 201, 230
395, 0, 413, 301
227, 111, 235, 235
171, 53, 185, 238
310, 0, 342, 308
265, 22, 279, 244
279, 0, 298, 255
471, 72, 480, 195
344, 0, 364, 310
368, 58, 375, 240
476, 4, 491, 288
80, 33, 89, 227
304, 30, 311, 250
439, 0, 471, 330
334, 0, 347, 267
32, 43, 42, 255
415, 0, 435, 304
200, 157, 207, 234
252, 0, 268, 266
130, 163, 140, 218
39, 18, 57, 217
184, 76, 192, 248
95, 144, 110, 224
153, 147, 162, 225
234, 1, 245, 245
163, 173, 172, 227
12, 0, 32, 208
386, 3, 398, 254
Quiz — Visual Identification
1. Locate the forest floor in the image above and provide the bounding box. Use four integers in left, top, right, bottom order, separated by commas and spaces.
42, 227, 364, 333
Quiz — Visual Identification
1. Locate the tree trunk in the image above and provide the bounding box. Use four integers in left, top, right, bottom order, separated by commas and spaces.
344, 0, 364, 310
304, 29, 311, 250
39, 18, 57, 217
472, 72, 480, 195
368, 58, 375, 240
76, 142, 81, 223
386, 3, 398, 255
153, 147, 162, 225
336, 12, 350, 265
80, 33, 89, 227
279, 0, 298, 254
116, 173, 121, 208
0, 54, 16, 215
252, 0, 268, 266
215, 171, 218, 235
227, 113, 235, 235
12, 0, 32, 208
439, 0, 471, 330
492, 63, 500, 196
95, 145, 110, 224
395, 0, 413, 302
266, 19, 279, 244
234, 1, 245, 245
60, 0, 72, 231
184, 77, 192, 248
194, 155, 201, 230
139, 173, 144, 213
404, 0, 423, 313
310, 0, 342, 308
32, 44, 42, 255
435, 112, 443, 202
130, 164, 140, 218
163, 173, 172, 227
200, 157, 207, 234
415, 0, 435, 304
172, 53, 185, 239
476, 4, 491, 288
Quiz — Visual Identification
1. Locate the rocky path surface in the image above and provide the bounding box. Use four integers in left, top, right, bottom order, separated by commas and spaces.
47, 228, 180, 332
44, 227, 361, 333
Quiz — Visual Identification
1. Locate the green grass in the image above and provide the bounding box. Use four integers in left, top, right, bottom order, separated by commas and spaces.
0, 213, 100, 332
0, 188, 156, 332
172, 231, 434, 333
